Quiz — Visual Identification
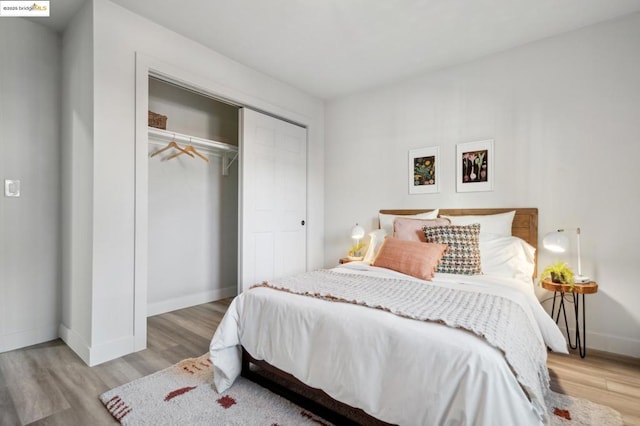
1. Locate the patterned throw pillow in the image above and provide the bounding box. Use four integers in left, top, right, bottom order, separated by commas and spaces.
423, 224, 481, 275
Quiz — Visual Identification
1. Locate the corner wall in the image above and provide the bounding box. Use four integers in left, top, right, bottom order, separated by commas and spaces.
59, 0, 94, 361
61, 0, 325, 365
325, 13, 640, 357
0, 19, 61, 352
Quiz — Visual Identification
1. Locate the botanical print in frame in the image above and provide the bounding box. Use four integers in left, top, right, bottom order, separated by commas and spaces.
456, 139, 494, 192
409, 146, 439, 194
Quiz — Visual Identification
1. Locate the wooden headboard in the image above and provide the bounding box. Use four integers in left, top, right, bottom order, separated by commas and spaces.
379, 208, 539, 275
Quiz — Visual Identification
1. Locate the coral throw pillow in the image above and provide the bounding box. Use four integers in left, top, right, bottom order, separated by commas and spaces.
373, 237, 447, 281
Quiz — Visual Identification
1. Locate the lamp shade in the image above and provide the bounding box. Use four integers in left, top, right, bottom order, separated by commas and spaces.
543, 227, 590, 283
351, 224, 365, 240
542, 230, 570, 253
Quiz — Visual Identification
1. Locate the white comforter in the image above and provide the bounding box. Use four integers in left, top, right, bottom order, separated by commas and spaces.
210, 264, 567, 426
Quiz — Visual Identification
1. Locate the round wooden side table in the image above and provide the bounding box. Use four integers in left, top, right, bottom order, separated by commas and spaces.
541, 280, 598, 358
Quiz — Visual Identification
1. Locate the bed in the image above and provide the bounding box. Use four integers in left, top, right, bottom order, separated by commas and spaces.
210, 208, 568, 425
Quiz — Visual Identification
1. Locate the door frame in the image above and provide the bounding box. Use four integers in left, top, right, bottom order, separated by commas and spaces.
133, 53, 310, 351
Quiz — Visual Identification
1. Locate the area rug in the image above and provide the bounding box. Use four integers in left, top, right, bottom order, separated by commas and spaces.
100, 354, 623, 425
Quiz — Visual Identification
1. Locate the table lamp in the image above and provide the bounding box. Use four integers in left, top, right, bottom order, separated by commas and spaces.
542, 227, 590, 283
349, 223, 366, 260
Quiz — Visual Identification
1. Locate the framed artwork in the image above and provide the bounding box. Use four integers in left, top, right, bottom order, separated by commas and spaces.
456, 139, 494, 192
409, 146, 439, 194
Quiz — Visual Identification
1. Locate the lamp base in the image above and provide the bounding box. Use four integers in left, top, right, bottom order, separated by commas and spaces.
574, 275, 591, 284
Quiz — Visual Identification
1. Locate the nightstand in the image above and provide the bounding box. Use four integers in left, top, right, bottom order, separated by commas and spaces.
339, 257, 353, 264
541, 280, 598, 358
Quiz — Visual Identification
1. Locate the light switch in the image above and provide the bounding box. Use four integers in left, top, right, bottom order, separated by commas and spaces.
5, 179, 20, 197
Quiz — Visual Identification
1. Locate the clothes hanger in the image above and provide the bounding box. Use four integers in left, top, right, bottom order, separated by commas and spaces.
149, 134, 194, 158
166, 139, 210, 163
183, 145, 210, 163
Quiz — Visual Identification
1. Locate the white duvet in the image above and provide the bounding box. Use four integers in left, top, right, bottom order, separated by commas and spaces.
210, 264, 567, 426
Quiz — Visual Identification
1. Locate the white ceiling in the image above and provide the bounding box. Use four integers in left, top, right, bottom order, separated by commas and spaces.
38, 0, 640, 99
25, 0, 86, 32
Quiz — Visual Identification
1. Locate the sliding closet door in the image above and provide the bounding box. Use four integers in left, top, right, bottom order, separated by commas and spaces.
240, 108, 307, 293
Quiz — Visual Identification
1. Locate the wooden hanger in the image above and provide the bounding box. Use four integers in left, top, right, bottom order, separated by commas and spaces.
185, 145, 210, 163
150, 138, 194, 158
166, 144, 210, 163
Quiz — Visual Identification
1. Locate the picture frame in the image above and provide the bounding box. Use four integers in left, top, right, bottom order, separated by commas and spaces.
456, 139, 494, 192
409, 146, 440, 194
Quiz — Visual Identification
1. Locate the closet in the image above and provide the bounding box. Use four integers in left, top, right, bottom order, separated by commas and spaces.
146, 77, 239, 316
140, 73, 308, 327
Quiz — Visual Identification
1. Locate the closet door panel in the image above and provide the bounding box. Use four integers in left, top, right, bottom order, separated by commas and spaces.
240, 108, 307, 292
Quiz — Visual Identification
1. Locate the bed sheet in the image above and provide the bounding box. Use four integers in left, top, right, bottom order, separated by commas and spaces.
210, 264, 567, 425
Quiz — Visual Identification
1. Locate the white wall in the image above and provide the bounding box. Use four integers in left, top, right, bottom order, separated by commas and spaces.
61, 0, 325, 365
325, 13, 640, 357
0, 19, 61, 352
147, 153, 238, 315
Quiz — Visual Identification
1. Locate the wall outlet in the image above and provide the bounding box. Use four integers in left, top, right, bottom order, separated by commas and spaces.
5, 179, 21, 197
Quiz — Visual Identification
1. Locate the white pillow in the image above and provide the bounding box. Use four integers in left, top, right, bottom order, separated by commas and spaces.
363, 228, 387, 264
441, 210, 515, 237
378, 209, 439, 236
480, 235, 536, 280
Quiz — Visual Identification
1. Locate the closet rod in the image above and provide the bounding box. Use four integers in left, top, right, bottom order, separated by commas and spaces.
148, 127, 239, 175
148, 127, 238, 155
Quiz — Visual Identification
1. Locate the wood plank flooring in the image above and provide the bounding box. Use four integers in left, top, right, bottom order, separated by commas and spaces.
0, 298, 638, 425
0, 300, 231, 426
549, 349, 640, 425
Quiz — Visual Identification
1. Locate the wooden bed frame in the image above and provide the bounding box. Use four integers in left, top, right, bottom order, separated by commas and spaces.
241, 207, 539, 425
380, 207, 539, 276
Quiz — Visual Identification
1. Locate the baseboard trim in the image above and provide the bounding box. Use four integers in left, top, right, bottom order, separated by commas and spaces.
60, 323, 141, 366
0, 325, 59, 353
557, 326, 640, 358
583, 329, 639, 358
88, 335, 137, 366
58, 323, 91, 364
147, 286, 237, 317
57, 288, 236, 366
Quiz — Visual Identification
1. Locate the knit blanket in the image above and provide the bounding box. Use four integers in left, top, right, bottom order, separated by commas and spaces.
255, 270, 550, 421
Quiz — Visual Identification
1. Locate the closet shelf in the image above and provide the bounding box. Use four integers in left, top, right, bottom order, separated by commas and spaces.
148, 127, 238, 175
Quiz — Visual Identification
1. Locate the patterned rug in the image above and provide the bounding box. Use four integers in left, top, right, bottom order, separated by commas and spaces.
100, 354, 623, 425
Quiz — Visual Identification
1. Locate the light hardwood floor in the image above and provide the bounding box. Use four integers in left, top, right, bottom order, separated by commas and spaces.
1, 299, 638, 425
0, 300, 232, 426
548, 349, 640, 425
